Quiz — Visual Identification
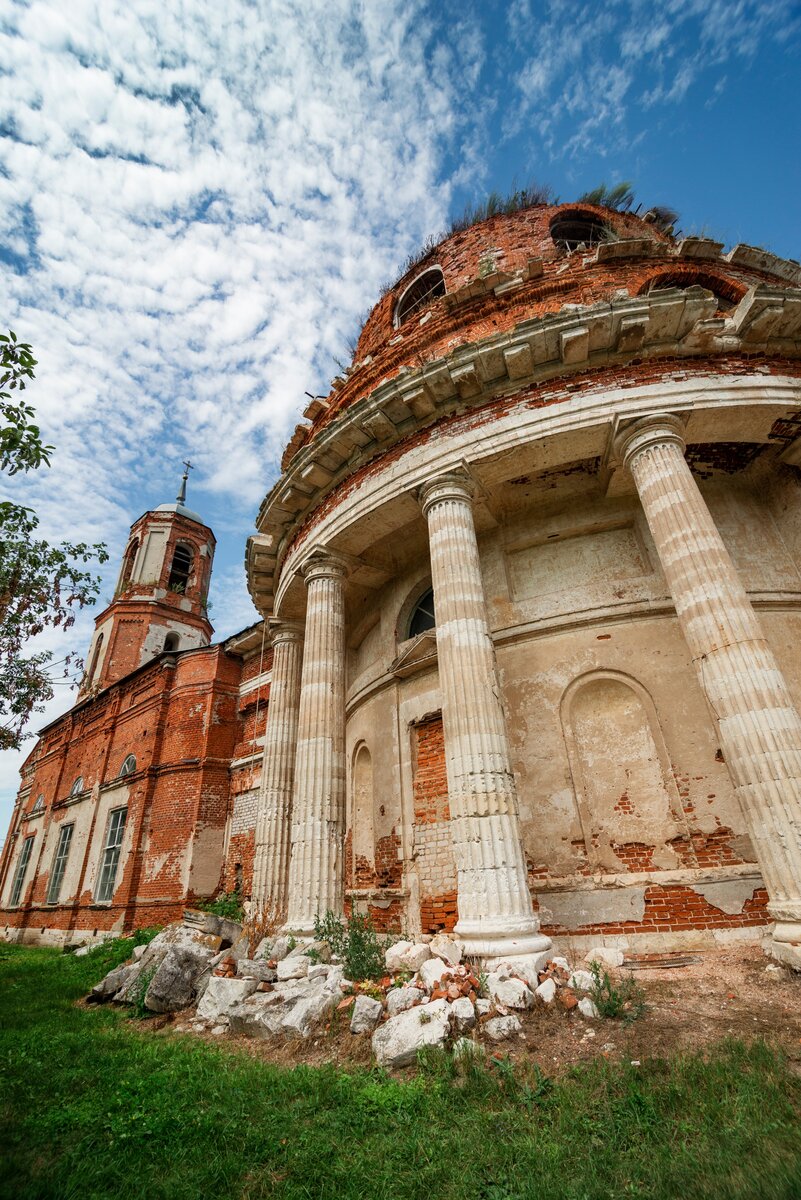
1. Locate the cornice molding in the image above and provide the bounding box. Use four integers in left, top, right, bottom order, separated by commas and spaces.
247, 281, 801, 616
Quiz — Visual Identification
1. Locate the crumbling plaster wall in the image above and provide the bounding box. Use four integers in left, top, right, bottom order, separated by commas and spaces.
341, 470, 801, 940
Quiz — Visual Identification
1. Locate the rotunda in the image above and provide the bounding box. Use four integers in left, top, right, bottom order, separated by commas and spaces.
247, 201, 801, 966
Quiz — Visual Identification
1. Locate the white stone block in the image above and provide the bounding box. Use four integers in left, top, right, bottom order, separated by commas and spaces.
385, 941, 413, 972
350, 994, 384, 1034
429, 934, 461, 965
450, 996, 476, 1034
487, 974, 535, 1009
386, 986, 426, 1017
578, 997, 600, 1019
484, 1015, 522, 1042
535, 978, 557, 1004
418, 957, 451, 991
569, 970, 596, 991
585, 947, 625, 969
277, 956, 309, 981
196, 976, 258, 1023
371, 999, 451, 1068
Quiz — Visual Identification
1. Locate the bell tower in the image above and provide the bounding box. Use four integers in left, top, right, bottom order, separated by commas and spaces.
81, 464, 215, 692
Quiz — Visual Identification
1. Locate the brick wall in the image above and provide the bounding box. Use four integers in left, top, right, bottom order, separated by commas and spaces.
411, 713, 457, 933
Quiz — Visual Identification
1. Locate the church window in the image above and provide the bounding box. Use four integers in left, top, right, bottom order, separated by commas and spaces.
87, 632, 104, 685
408, 587, 436, 638
9, 835, 35, 907
163, 632, 180, 653
68, 776, 84, 798
394, 268, 446, 327
46, 823, 74, 904
168, 544, 193, 593
119, 538, 139, 588
640, 271, 742, 313
96, 807, 127, 902
118, 754, 136, 778
31, 794, 44, 814
550, 209, 610, 251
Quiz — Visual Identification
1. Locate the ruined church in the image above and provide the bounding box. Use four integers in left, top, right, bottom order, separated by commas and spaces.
4, 201, 801, 968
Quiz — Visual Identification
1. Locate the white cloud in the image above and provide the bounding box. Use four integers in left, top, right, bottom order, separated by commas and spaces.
0, 0, 487, 831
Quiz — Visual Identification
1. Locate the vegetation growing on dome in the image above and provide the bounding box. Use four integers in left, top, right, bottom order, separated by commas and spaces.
576, 181, 635, 211
448, 181, 559, 234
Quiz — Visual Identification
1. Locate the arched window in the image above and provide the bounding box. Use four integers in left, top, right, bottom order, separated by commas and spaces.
394, 267, 446, 327
118, 754, 136, 778
550, 209, 610, 252
408, 587, 436, 638
163, 632, 180, 653
168, 543, 193, 593
120, 538, 139, 588
68, 777, 84, 798
31, 794, 44, 814
87, 632, 104, 685
639, 270, 743, 314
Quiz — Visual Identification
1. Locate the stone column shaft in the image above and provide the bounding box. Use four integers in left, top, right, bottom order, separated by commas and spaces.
251, 622, 303, 915
420, 473, 550, 958
284, 553, 347, 934
621, 416, 801, 949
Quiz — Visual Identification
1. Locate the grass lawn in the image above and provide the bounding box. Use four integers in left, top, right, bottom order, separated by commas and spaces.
2, 941, 801, 1200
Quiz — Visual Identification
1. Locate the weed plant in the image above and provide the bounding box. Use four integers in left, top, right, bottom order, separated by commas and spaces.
588, 961, 648, 1023
313, 910, 387, 982
196, 890, 244, 923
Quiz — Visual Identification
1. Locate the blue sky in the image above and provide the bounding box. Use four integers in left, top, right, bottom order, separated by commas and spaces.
1, 0, 800, 833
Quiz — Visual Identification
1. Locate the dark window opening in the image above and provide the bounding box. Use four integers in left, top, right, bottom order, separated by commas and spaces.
550, 209, 610, 252
87, 632, 104, 685
395, 268, 446, 327
168, 544, 193, 593
164, 632, 180, 653
641, 271, 741, 313
120, 538, 138, 588
408, 588, 436, 638
234, 863, 243, 894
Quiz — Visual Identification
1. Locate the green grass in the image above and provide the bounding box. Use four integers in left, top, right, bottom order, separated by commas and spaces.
2, 943, 801, 1199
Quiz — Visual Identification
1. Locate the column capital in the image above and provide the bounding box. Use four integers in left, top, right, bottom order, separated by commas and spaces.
615, 414, 687, 470
268, 618, 304, 648
418, 471, 474, 519
300, 547, 349, 586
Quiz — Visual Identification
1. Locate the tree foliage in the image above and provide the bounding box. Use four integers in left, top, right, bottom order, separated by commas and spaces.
0, 333, 107, 750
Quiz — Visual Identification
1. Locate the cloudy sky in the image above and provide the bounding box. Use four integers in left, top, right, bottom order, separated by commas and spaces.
1, 0, 799, 829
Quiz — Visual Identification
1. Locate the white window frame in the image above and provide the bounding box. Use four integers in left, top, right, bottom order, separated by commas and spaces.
46, 823, 74, 905
95, 807, 127, 903
9, 835, 35, 907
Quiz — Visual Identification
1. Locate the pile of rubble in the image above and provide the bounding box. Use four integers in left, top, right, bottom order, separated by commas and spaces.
89, 912, 624, 1068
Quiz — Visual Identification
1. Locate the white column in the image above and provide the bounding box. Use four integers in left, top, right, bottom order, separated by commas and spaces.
419, 472, 551, 959
619, 415, 801, 959
284, 550, 348, 935
251, 621, 303, 916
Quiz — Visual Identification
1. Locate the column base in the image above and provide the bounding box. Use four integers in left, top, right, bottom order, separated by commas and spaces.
454, 916, 552, 960
766, 918, 801, 971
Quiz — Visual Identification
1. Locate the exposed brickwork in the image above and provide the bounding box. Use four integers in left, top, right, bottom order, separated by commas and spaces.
296, 203, 789, 442
411, 714, 457, 933
539, 884, 770, 938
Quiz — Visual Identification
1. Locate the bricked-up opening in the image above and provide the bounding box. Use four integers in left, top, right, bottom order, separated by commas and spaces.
640, 271, 745, 313
408, 587, 436, 638
550, 209, 610, 251
394, 267, 446, 327
167, 543, 193, 593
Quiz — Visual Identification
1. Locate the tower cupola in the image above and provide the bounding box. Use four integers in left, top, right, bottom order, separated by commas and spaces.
81, 464, 215, 692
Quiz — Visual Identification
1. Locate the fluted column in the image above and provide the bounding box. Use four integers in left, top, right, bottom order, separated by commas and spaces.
251, 620, 304, 916
284, 550, 348, 934
419, 473, 551, 959
619, 415, 801, 955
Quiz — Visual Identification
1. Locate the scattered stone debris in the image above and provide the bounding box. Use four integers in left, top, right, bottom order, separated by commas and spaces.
89, 913, 627, 1064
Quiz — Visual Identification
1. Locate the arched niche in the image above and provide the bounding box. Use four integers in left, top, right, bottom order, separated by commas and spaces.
560, 670, 688, 874
351, 742, 375, 878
